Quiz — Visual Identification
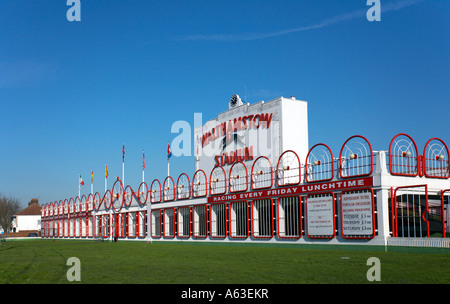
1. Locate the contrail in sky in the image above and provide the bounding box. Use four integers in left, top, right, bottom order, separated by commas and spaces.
175, 0, 426, 42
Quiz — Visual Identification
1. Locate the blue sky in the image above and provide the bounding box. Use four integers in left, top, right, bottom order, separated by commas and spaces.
0, 0, 449, 206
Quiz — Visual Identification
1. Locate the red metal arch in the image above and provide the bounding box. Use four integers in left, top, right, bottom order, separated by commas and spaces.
69, 197, 75, 213
339, 135, 373, 179
93, 192, 101, 211
102, 190, 112, 210
388, 133, 419, 177
54, 201, 57, 215
177, 173, 191, 200
192, 169, 207, 198
81, 195, 88, 212
124, 185, 135, 207
112, 179, 124, 212
229, 161, 248, 193
137, 181, 149, 206
64, 199, 69, 214
251, 156, 273, 190
423, 137, 450, 179
305, 144, 334, 183
277, 150, 301, 186
75, 196, 81, 213
163, 176, 175, 202
150, 179, 162, 203
210, 166, 227, 195
59, 200, 64, 215
87, 194, 94, 211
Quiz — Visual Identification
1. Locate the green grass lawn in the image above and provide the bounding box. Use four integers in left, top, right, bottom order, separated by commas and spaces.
1, 239, 449, 284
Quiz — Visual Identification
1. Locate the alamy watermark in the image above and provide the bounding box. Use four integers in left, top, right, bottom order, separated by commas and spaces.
66, 0, 81, 22
367, 0, 382, 22
66, 257, 81, 281
366, 257, 381, 281
66, 1, 381, 23
63, 255, 380, 282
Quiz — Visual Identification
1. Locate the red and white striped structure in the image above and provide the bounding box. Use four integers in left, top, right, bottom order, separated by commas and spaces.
41, 96, 450, 247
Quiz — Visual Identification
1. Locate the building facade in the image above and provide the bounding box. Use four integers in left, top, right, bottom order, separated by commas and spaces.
40, 95, 450, 247
12, 199, 41, 235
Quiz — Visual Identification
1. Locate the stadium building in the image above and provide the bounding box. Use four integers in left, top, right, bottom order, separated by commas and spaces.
40, 95, 450, 248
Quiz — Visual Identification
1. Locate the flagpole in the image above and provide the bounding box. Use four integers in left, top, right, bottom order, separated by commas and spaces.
167, 142, 171, 188
142, 149, 145, 183
78, 173, 81, 198
167, 142, 171, 178
105, 163, 108, 194
91, 169, 93, 195
195, 138, 200, 171
122, 141, 125, 184
167, 157, 170, 189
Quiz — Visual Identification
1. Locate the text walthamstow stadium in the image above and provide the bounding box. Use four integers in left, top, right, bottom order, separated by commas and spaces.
40, 94, 450, 248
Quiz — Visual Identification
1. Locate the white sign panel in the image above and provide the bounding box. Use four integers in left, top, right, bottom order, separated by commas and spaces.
194, 96, 308, 178
340, 191, 374, 238
306, 195, 335, 238
195, 103, 280, 176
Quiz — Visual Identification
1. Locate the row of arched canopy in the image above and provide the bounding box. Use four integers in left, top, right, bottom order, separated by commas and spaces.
41, 133, 449, 216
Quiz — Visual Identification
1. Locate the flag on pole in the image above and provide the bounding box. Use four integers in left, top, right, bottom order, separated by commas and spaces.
167, 142, 172, 159
79, 174, 85, 186
143, 149, 146, 170
167, 142, 171, 179
104, 163, 108, 194
122, 140, 125, 183
122, 141, 125, 162
90, 169, 94, 195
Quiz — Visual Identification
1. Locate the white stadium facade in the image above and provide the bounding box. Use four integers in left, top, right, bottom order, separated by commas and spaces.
40, 95, 450, 248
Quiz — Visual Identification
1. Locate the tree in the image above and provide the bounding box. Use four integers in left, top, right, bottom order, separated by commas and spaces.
0, 194, 21, 233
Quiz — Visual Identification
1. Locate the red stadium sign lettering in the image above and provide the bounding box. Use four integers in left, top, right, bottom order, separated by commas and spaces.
214, 146, 254, 167
201, 113, 273, 148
